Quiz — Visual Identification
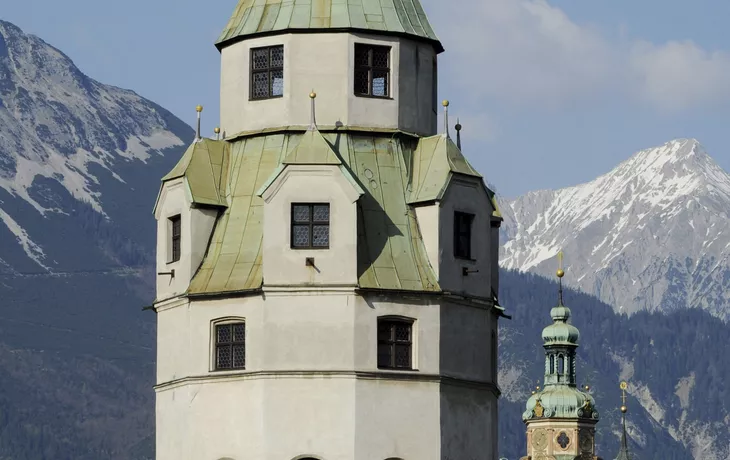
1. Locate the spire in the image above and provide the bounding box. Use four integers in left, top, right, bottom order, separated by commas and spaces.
309, 90, 317, 130
195, 105, 203, 140
557, 250, 565, 305
616, 381, 631, 460
455, 118, 462, 150
442, 100, 450, 138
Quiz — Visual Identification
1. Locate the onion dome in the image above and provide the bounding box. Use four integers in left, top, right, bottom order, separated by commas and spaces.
542, 305, 580, 346
523, 385, 599, 421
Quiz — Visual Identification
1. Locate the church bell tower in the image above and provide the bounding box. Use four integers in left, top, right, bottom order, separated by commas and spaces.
521, 253, 602, 460
152, 1, 506, 459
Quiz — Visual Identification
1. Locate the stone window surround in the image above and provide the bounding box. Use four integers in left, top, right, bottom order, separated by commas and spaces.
210, 317, 246, 372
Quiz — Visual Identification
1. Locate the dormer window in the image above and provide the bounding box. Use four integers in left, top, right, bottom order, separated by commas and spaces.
354, 44, 390, 98
291, 203, 330, 249
250, 45, 284, 100
454, 211, 474, 259
169, 214, 181, 263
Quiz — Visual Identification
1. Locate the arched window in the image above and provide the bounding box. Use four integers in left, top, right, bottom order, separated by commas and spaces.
566, 355, 572, 375
557, 354, 564, 374
549, 354, 555, 374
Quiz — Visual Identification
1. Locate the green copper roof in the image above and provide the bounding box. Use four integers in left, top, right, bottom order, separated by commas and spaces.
523, 385, 599, 421
408, 134, 482, 204
216, 0, 443, 52
159, 138, 229, 208
283, 128, 342, 165
186, 132, 440, 295
542, 305, 580, 346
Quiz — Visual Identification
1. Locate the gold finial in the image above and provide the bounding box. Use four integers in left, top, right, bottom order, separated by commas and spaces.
309, 90, 318, 130
214, 127, 220, 134
442, 99, 450, 107
531, 390, 536, 395
584, 384, 590, 391
309, 91, 317, 99
196, 105, 203, 113
620, 381, 629, 413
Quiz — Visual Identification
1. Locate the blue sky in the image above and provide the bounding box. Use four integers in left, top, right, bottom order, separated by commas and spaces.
4, 0, 730, 197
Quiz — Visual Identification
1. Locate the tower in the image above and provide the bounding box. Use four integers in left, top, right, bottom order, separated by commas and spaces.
520, 253, 602, 460
151, 1, 506, 459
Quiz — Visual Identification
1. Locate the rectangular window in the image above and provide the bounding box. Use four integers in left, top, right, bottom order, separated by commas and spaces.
454, 211, 475, 259
354, 44, 390, 98
169, 214, 181, 263
250, 45, 284, 100
377, 318, 413, 370
291, 203, 330, 249
215, 323, 246, 370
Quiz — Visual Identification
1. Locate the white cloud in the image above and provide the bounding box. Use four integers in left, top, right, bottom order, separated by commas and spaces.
428, 0, 730, 113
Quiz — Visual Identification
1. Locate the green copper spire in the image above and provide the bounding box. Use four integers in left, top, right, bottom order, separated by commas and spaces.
616, 381, 632, 460
523, 252, 599, 422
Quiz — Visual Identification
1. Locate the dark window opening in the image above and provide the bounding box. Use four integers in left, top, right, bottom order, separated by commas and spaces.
377, 318, 413, 370
215, 322, 246, 370
549, 354, 555, 374
454, 211, 475, 259
557, 353, 565, 374
354, 44, 390, 98
250, 45, 284, 100
169, 215, 181, 263
291, 203, 330, 249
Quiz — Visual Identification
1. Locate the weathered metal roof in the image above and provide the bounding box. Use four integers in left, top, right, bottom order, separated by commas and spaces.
408, 134, 482, 204
187, 132, 439, 295
283, 128, 342, 165
159, 138, 229, 208
216, 0, 443, 52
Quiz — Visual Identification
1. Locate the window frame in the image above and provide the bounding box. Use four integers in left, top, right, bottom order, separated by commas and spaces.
168, 214, 181, 263
377, 317, 415, 371
212, 319, 246, 371
249, 44, 284, 101
290, 203, 331, 250
353, 43, 392, 98
453, 211, 475, 260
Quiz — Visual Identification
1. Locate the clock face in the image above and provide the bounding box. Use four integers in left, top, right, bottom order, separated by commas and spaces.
532, 429, 549, 451
580, 431, 594, 452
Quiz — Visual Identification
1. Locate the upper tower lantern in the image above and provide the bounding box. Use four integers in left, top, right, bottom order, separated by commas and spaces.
216, 0, 443, 137
520, 253, 603, 460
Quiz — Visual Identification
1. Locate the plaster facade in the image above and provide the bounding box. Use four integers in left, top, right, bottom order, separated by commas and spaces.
155, 292, 499, 460
219, 33, 438, 137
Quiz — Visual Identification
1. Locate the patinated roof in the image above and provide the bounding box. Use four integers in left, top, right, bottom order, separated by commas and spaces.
282, 128, 342, 165
159, 138, 229, 208
409, 134, 482, 204
216, 0, 443, 52
185, 132, 442, 295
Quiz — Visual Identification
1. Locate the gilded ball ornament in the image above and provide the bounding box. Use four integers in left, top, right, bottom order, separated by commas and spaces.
621, 405, 628, 413
195, 105, 203, 113
442, 99, 450, 107
556, 269, 565, 278
309, 91, 317, 99
214, 127, 221, 134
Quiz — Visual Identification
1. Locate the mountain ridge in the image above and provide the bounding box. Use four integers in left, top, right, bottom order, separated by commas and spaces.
499, 138, 730, 320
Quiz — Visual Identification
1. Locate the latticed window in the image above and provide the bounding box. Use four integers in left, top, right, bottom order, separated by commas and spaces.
354, 44, 390, 97
291, 203, 330, 249
377, 318, 413, 370
215, 322, 245, 370
454, 211, 474, 259
169, 215, 181, 263
250, 45, 284, 100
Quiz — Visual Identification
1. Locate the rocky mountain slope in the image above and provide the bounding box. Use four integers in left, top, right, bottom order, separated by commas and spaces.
499, 139, 730, 320
0, 19, 192, 458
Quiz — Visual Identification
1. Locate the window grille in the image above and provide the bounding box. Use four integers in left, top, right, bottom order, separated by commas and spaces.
354, 44, 390, 98
169, 215, 181, 263
377, 318, 413, 370
454, 211, 475, 259
291, 203, 330, 249
250, 45, 284, 100
215, 322, 246, 370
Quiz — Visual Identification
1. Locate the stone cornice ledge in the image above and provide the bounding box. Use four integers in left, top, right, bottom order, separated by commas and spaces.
155, 370, 500, 396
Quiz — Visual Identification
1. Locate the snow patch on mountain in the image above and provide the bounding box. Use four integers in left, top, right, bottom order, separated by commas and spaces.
0, 207, 48, 269
500, 138, 730, 320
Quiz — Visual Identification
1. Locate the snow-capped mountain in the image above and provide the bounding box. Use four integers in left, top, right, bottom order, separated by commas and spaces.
500, 138, 730, 320
0, 19, 189, 272
0, 20, 192, 458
